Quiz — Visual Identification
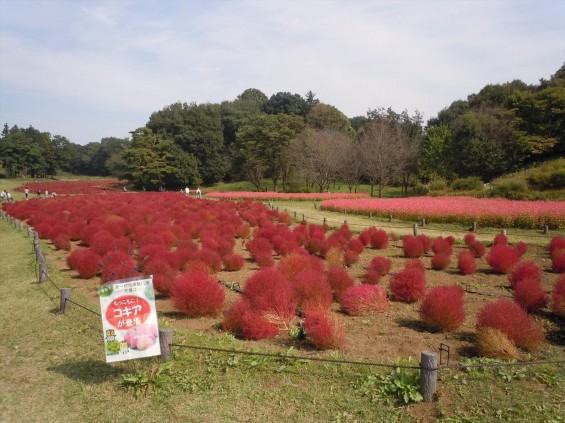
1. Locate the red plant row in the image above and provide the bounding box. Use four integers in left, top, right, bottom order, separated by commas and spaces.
16, 179, 124, 195
206, 191, 369, 201
320, 196, 565, 229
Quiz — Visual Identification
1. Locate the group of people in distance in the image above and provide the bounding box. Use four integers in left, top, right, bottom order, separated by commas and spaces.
183, 186, 202, 198
0, 190, 14, 202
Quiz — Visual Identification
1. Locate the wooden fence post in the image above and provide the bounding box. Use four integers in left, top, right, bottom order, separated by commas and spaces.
472, 222, 477, 232
323, 218, 327, 226
159, 328, 173, 362
389, 214, 392, 222
420, 351, 438, 403
59, 288, 71, 313
38, 260, 48, 283
501, 229, 507, 236
413, 223, 419, 236
543, 225, 549, 234
421, 218, 426, 226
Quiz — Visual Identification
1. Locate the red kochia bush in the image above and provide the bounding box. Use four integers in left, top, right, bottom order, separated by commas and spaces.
419, 286, 465, 332
402, 235, 424, 258
144, 258, 177, 295
52, 234, 71, 250
278, 252, 323, 282
100, 251, 138, 283
476, 299, 545, 351
458, 250, 476, 275
549, 236, 565, 255
486, 244, 521, 274
513, 278, 548, 311
405, 259, 426, 272
464, 233, 476, 246
303, 307, 345, 350
431, 253, 451, 270
370, 229, 389, 249
223, 253, 245, 271
362, 268, 382, 285
389, 268, 426, 302
75, 249, 101, 279
293, 270, 333, 310
243, 268, 297, 327
494, 233, 508, 245
171, 271, 225, 317
339, 284, 389, 315
469, 240, 486, 258
432, 237, 453, 255
552, 252, 565, 273
515, 241, 528, 257
417, 235, 432, 254
509, 261, 541, 289
67, 247, 87, 270
348, 238, 365, 254
551, 274, 565, 317
222, 299, 278, 340
326, 268, 355, 299
343, 249, 359, 266
369, 256, 392, 276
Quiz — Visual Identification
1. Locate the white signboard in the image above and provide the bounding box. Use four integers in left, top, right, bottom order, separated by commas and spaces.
99, 276, 161, 363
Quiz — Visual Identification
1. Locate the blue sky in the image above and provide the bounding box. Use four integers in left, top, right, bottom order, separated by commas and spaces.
0, 0, 563, 145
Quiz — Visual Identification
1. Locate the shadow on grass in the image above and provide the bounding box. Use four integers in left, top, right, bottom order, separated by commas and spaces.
395, 317, 429, 333
48, 359, 118, 384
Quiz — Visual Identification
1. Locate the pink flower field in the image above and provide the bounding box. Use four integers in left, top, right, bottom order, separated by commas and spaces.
206, 191, 369, 201
321, 196, 565, 229
16, 179, 124, 195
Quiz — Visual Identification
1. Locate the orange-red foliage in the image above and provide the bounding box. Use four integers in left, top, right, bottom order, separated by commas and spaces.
171, 271, 225, 317
419, 285, 465, 332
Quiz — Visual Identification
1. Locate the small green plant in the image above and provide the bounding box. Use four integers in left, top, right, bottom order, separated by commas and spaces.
352, 358, 423, 405
119, 362, 173, 398
489, 180, 528, 199
450, 177, 483, 191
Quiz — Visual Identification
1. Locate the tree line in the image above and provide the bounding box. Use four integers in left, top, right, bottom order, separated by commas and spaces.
1, 64, 563, 194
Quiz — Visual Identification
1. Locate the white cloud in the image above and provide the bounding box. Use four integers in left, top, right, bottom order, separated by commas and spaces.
0, 0, 563, 143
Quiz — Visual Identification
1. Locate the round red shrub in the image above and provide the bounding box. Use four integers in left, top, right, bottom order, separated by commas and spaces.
75, 249, 101, 279
243, 268, 297, 326
222, 299, 279, 340
370, 230, 389, 249
293, 270, 333, 311
513, 278, 548, 312
340, 284, 389, 315
476, 299, 545, 351
247, 237, 273, 257
419, 285, 465, 332
223, 253, 245, 271
370, 256, 392, 276
171, 271, 225, 317
405, 258, 426, 272
67, 247, 87, 270
90, 230, 119, 256
362, 267, 382, 285
469, 240, 486, 258
551, 274, 565, 317
457, 250, 476, 275
326, 268, 354, 299
464, 233, 476, 246
432, 237, 453, 255
402, 235, 424, 258
348, 238, 365, 254
416, 235, 432, 254
515, 241, 528, 257
509, 261, 541, 289
494, 233, 508, 246
144, 258, 177, 295
390, 268, 426, 302
278, 252, 320, 282
431, 253, 451, 270
52, 233, 71, 250
343, 249, 359, 267
486, 244, 521, 274
197, 248, 223, 273
552, 252, 565, 273
100, 251, 138, 283
303, 307, 345, 350
549, 236, 565, 255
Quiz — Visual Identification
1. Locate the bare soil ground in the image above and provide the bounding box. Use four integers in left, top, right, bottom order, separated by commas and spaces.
51, 230, 563, 364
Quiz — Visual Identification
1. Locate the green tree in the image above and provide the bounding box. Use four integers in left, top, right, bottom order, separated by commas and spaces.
264, 92, 310, 117
147, 102, 227, 184
304, 90, 320, 108
306, 103, 354, 135
420, 125, 452, 182
236, 113, 305, 191
121, 128, 179, 190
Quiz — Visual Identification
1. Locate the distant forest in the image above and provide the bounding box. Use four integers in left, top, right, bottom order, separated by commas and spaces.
1, 64, 563, 195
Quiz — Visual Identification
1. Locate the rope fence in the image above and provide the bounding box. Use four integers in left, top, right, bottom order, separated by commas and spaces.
1, 209, 564, 404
